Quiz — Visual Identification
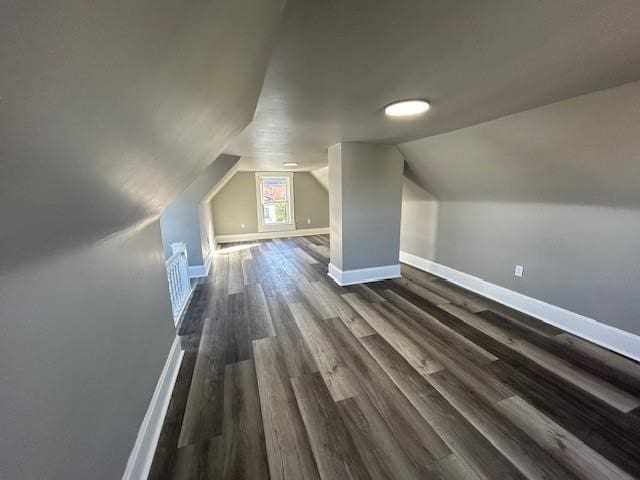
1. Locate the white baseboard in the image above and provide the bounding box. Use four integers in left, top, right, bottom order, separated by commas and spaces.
215, 227, 329, 244
122, 336, 184, 480
399, 250, 640, 362
188, 251, 213, 278
328, 262, 401, 286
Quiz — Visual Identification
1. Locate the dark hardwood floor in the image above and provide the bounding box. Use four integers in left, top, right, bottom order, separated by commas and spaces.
149, 235, 640, 480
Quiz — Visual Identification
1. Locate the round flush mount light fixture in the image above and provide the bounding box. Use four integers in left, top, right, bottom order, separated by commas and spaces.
282, 161, 299, 168
384, 99, 431, 117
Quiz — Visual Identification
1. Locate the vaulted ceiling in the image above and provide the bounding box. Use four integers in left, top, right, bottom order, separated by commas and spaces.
400, 80, 640, 206
4, 0, 640, 272
1, 0, 284, 272
228, 0, 640, 171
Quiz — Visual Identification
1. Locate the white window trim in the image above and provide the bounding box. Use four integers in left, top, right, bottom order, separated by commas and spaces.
255, 172, 296, 233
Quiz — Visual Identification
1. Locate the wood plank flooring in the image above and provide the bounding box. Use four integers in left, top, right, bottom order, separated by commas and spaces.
149, 235, 640, 480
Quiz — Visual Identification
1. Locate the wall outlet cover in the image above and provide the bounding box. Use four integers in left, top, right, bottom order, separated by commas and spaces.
514, 265, 524, 277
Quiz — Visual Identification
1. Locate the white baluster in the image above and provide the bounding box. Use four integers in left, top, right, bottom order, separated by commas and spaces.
166, 242, 192, 323
170, 267, 178, 311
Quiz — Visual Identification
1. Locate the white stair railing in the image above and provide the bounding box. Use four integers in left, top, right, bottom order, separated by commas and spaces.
166, 242, 192, 324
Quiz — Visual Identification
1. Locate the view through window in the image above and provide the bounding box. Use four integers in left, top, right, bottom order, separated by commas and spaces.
256, 172, 295, 232
261, 177, 290, 224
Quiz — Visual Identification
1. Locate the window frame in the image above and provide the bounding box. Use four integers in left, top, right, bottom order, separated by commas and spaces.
255, 172, 296, 233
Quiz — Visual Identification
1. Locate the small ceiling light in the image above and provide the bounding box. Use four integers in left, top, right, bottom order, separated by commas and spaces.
385, 99, 430, 117
282, 161, 299, 167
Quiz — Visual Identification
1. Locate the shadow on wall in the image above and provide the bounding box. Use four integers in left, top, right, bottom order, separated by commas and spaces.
400, 175, 439, 260
310, 166, 329, 191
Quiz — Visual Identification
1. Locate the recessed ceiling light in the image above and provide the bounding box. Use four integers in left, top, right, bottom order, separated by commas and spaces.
384, 99, 430, 117
282, 161, 299, 167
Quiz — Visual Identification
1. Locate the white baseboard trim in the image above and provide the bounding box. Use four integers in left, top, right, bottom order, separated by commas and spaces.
188, 252, 213, 278
122, 336, 184, 480
328, 262, 401, 286
399, 250, 640, 362
215, 227, 329, 244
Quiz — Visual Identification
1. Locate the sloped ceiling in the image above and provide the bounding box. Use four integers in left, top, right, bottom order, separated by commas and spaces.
0, 0, 285, 272
400, 80, 640, 207
226, 0, 640, 170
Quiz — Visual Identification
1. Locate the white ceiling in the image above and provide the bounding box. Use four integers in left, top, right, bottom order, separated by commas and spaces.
226, 0, 640, 171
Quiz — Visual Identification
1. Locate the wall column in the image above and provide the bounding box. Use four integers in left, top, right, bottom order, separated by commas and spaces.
328, 142, 404, 285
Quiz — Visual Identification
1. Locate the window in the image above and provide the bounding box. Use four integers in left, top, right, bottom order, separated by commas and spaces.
256, 172, 295, 232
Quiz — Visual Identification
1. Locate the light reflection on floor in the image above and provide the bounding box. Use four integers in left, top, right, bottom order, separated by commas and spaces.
214, 243, 259, 255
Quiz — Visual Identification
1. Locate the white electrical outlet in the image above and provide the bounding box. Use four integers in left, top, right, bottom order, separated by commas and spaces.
514, 265, 524, 277
307, 218, 311, 224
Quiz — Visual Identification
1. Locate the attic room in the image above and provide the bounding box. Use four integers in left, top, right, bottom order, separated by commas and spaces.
1, 1, 640, 479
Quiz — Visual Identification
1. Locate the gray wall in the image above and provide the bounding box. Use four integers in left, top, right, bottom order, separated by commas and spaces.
294, 172, 330, 230
400, 177, 438, 260
160, 154, 239, 264
0, 221, 176, 479
210, 171, 329, 236
399, 81, 640, 336
210, 172, 259, 235
434, 202, 640, 336
330, 143, 404, 271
